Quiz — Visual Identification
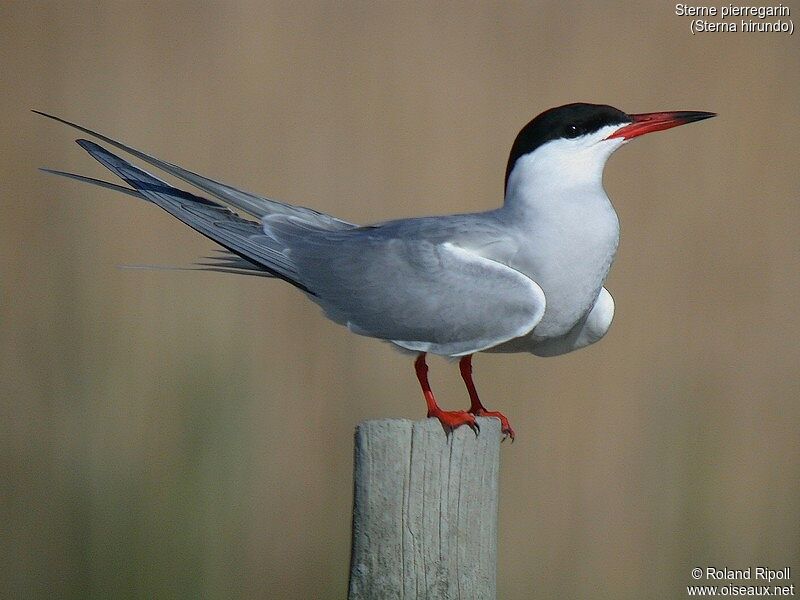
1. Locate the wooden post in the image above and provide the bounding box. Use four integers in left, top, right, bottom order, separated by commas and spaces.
348, 417, 501, 600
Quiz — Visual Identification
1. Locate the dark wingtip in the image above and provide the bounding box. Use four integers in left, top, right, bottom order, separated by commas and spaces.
38, 167, 61, 175
75, 138, 99, 152
33, 110, 85, 131
32, 109, 57, 120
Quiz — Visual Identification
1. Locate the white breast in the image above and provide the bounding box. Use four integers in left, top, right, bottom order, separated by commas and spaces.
499, 130, 624, 339
512, 198, 619, 338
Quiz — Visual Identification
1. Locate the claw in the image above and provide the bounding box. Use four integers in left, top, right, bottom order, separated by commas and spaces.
469, 419, 480, 436
428, 408, 480, 437
471, 409, 515, 442
459, 355, 516, 441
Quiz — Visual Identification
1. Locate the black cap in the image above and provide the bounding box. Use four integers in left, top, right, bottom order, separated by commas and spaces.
505, 103, 629, 191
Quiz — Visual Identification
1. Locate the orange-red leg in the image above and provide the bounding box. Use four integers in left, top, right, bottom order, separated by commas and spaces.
414, 353, 478, 435
459, 355, 515, 441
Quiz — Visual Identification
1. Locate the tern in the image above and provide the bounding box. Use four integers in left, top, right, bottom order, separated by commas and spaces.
36, 103, 715, 440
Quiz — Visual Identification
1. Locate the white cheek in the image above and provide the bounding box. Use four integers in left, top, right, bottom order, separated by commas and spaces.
509, 139, 620, 191
504, 122, 629, 205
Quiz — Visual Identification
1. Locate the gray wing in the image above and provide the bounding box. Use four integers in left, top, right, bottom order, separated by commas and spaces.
39, 114, 545, 356
264, 217, 546, 356
64, 139, 310, 291
34, 110, 356, 229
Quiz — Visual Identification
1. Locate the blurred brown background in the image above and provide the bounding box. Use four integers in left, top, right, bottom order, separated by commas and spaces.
2, 2, 798, 598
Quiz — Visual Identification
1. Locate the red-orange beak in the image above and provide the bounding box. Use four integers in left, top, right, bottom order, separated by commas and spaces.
606, 110, 716, 140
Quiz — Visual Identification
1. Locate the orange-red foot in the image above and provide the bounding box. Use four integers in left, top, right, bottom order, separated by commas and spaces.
470, 409, 515, 442
429, 407, 480, 436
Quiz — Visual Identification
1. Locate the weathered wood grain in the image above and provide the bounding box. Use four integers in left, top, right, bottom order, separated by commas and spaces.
348, 418, 501, 600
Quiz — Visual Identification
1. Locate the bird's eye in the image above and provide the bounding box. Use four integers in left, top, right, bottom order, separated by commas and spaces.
566, 124, 585, 138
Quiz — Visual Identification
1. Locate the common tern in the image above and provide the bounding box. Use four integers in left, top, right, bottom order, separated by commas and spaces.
36, 103, 715, 440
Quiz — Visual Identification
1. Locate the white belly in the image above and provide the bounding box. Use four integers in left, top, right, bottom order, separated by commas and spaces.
510, 203, 619, 340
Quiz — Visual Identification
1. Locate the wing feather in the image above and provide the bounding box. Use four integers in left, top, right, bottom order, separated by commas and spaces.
72, 139, 309, 291
34, 110, 355, 229
38, 113, 545, 356
269, 220, 545, 356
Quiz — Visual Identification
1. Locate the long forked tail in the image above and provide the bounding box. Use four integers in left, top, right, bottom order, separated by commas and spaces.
45, 135, 313, 293
33, 110, 356, 230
